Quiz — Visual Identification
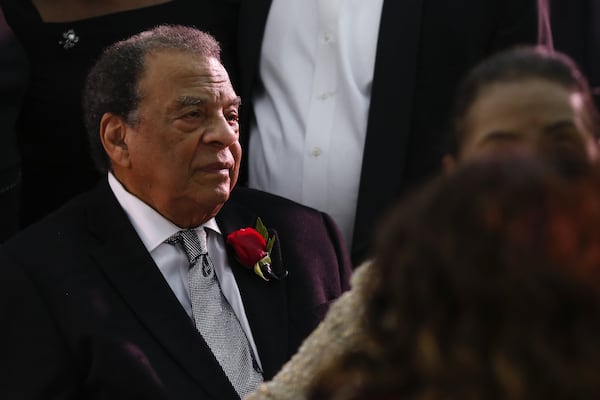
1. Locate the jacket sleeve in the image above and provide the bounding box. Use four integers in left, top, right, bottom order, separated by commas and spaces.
320, 211, 353, 292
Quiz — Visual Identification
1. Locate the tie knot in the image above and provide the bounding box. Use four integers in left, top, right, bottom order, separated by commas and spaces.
166, 228, 207, 265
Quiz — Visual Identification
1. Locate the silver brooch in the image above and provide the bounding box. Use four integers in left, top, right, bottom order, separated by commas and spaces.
59, 29, 79, 49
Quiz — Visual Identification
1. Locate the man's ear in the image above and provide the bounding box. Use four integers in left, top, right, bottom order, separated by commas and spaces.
442, 154, 457, 174
100, 113, 130, 168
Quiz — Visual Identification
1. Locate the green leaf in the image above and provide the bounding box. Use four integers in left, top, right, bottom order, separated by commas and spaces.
255, 217, 269, 241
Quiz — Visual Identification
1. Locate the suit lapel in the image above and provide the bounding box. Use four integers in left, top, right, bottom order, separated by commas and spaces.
217, 192, 289, 379
353, 0, 424, 262
85, 181, 237, 399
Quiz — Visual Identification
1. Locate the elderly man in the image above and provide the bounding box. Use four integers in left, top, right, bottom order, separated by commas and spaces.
0, 25, 351, 400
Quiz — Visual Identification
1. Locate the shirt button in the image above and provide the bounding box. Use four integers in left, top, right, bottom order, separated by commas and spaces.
323, 32, 333, 43
311, 147, 322, 157
317, 92, 334, 100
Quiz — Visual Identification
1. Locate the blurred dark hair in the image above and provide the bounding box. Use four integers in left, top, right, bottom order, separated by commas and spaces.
310, 156, 600, 400
451, 46, 600, 154
83, 25, 221, 172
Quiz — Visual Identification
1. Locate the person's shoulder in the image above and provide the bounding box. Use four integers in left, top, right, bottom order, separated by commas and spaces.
229, 186, 323, 215
3, 181, 108, 251
226, 187, 344, 243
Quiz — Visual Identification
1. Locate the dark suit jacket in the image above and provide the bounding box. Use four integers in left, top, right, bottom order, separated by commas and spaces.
0, 180, 352, 399
237, 0, 539, 264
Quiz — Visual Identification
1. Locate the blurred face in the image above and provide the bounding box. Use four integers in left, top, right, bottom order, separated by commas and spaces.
458, 79, 598, 163
117, 51, 241, 227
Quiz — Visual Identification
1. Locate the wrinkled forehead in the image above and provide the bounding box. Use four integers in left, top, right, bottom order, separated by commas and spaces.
468, 80, 577, 128
197, 56, 236, 96
142, 49, 229, 79
139, 50, 236, 100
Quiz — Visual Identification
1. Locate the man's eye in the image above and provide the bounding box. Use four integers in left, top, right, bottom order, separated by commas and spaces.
485, 131, 519, 142
547, 128, 581, 143
227, 112, 239, 123
184, 111, 202, 119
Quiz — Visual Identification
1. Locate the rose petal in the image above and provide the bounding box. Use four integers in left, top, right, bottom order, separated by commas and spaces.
227, 228, 268, 268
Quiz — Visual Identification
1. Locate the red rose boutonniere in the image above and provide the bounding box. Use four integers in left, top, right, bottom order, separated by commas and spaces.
226, 218, 287, 281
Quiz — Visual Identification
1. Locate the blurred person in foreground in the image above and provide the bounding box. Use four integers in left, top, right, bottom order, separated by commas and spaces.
0, 25, 351, 400
310, 155, 600, 399
247, 45, 600, 400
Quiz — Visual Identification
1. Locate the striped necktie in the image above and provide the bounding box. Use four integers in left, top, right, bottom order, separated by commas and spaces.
166, 228, 263, 398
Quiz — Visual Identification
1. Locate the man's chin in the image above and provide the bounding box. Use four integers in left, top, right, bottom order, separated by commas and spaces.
207, 184, 232, 206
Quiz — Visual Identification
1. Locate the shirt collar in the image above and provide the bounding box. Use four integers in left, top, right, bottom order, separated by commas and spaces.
107, 172, 221, 252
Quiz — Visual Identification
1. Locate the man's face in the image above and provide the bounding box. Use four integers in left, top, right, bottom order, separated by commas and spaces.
459, 79, 598, 163
117, 51, 241, 227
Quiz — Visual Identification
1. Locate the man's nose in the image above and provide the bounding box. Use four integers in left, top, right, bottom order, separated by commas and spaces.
203, 115, 238, 147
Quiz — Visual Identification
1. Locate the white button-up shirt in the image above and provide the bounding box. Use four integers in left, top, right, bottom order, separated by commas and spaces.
249, 0, 384, 249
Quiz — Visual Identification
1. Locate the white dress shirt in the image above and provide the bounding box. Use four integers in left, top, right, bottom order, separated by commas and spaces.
249, 0, 384, 249
108, 173, 262, 369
